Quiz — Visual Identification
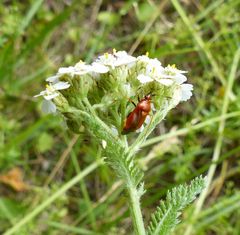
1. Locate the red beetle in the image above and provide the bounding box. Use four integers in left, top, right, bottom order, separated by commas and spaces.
122, 94, 151, 134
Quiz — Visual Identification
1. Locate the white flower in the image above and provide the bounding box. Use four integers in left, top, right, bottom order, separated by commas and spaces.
113, 50, 136, 67
58, 66, 76, 75
137, 55, 150, 63
74, 61, 92, 75
161, 65, 187, 84
137, 55, 164, 76
34, 82, 70, 100
180, 84, 193, 101
95, 50, 136, 68
41, 100, 57, 114
96, 52, 116, 68
160, 65, 193, 101
137, 56, 175, 87
145, 58, 163, 76
91, 62, 109, 73
137, 74, 173, 86
57, 61, 92, 77
172, 83, 193, 105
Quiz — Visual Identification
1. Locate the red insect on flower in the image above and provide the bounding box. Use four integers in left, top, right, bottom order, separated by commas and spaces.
121, 94, 152, 135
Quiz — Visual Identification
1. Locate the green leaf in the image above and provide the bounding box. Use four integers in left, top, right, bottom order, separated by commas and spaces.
147, 176, 206, 235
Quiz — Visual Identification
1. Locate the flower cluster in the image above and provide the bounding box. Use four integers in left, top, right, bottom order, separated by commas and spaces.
136, 56, 193, 102
35, 50, 193, 133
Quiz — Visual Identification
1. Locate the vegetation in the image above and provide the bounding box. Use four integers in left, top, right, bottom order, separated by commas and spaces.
0, 1, 240, 234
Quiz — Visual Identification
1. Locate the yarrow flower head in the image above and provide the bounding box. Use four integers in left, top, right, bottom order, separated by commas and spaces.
34, 50, 202, 235
34, 50, 193, 133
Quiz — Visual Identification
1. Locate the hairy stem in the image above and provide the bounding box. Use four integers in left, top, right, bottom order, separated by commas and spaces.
71, 105, 146, 234
128, 186, 146, 235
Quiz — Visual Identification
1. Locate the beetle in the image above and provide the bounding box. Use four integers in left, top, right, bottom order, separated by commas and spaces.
121, 94, 152, 135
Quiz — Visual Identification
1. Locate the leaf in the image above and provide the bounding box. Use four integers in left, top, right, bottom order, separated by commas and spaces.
0, 167, 29, 192
147, 176, 206, 235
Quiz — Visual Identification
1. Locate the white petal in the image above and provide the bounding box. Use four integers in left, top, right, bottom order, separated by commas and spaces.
172, 87, 182, 106
137, 74, 153, 84
165, 65, 188, 74
114, 51, 128, 57
52, 82, 70, 90
96, 53, 116, 67
44, 93, 59, 100
114, 58, 136, 67
114, 51, 136, 66
58, 67, 74, 74
34, 90, 45, 98
149, 58, 162, 67
46, 75, 60, 83
41, 100, 57, 113
137, 55, 150, 63
181, 84, 193, 101
158, 78, 173, 86
74, 62, 92, 74
33, 91, 45, 98
176, 69, 188, 74
145, 59, 164, 77
91, 62, 109, 73
34, 94, 41, 98
173, 74, 187, 84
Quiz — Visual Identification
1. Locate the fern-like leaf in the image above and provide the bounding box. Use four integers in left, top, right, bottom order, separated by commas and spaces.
147, 176, 206, 235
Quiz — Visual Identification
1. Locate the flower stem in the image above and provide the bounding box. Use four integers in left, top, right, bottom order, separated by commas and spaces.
128, 186, 146, 235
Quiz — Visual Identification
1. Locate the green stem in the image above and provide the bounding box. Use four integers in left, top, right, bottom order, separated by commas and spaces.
69, 103, 146, 234
128, 186, 146, 235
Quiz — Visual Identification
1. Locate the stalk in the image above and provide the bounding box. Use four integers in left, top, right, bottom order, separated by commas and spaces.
128, 186, 146, 235
73, 105, 146, 234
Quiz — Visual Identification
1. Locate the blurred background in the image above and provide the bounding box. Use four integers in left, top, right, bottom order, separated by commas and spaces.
0, 0, 240, 234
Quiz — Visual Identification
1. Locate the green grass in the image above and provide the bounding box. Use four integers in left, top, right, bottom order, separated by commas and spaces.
0, 0, 240, 234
